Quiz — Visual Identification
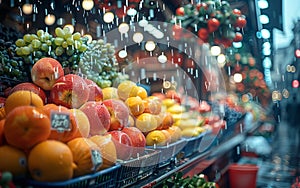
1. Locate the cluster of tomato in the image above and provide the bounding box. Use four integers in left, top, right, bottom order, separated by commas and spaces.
173, 1, 247, 48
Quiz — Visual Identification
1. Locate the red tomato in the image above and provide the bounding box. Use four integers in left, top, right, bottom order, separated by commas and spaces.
235, 16, 247, 28
176, 7, 185, 16
207, 18, 220, 33
197, 28, 209, 41
196, 2, 208, 11
232, 8, 242, 15
172, 24, 182, 40
233, 32, 243, 42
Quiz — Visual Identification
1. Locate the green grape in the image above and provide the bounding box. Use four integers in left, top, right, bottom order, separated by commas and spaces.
39, 35, 46, 42
23, 56, 32, 64
33, 51, 43, 58
31, 39, 42, 49
54, 37, 64, 46
72, 32, 81, 40
74, 40, 81, 49
44, 32, 51, 40
37, 29, 44, 37
55, 46, 64, 56
41, 43, 49, 51
21, 46, 31, 55
30, 34, 38, 40
66, 38, 74, 45
15, 39, 25, 47
46, 40, 52, 46
55, 27, 65, 38
62, 41, 68, 48
15, 47, 23, 56
10, 60, 18, 67
78, 44, 87, 52
66, 48, 74, 56
23, 34, 32, 43
27, 44, 33, 53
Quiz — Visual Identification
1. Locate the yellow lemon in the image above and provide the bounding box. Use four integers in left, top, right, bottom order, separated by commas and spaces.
146, 130, 167, 146
117, 80, 136, 101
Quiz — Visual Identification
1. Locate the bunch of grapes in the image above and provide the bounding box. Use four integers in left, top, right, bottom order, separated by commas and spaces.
0, 39, 30, 81
14, 27, 88, 72
78, 39, 128, 88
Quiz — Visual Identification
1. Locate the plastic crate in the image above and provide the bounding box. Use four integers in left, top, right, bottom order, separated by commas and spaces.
147, 139, 187, 168
116, 148, 160, 188
24, 164, 121, 188
182, 132, 206, 157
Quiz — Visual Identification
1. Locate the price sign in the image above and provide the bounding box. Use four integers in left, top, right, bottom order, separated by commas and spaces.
91, 149, 102, 171
50, 111, 70, 133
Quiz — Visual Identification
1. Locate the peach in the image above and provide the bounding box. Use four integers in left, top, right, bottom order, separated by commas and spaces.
9, 82, 47, 104
107, 130, 132, 160
102, 99, 129, 131
50, 74, 89, 109
31, 57, 64, 91
125, 96, 145, 116
84, 79, 103, 102
122, 127, 146, 157
79, 101, 111, 136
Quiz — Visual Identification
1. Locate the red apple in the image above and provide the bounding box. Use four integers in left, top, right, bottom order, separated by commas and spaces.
50, 74, 89, 109
122, 127, 146, 157
84, 79, 103, 102
102, 99, 129, 131
9, 82, 47, 104
107, 130, 132, 160
80, 101, 111, 135
31, 57, 64, 91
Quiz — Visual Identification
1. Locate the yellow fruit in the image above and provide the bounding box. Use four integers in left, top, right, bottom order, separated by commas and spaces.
162, 98, 176, 108
0, 107, 5, 120
167, 126, 182, 143
125, 96, 145, 116
167, 104, 186, 114
129, 86, 148, 99
117, 80, 136, 101
181, 127, 201, 137
161, 130, 172, 144
146, 130, 167, 146
135, 113, 158, 133
0, 145, 27, 177
177, 119, 199, 130
102, 87, 119, 100
70, 108, 90, 138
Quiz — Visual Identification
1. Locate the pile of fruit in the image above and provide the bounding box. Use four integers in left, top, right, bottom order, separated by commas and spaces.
1, 26, 128, 89
0, 56, 217, 184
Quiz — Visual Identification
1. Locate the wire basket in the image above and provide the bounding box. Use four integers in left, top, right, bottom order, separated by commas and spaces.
24, 164, 121, 188
181, 132, 206, 157
116, 148, 160, 188
147, 139, 187, 168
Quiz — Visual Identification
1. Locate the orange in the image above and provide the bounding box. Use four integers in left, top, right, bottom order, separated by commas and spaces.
143, 96, 162, 115
4, 90, 44, 115
156, 112, 174, 130
0, 107, 6, 120
28, 140, 75, 182
67, 137, 102, 177
0, 119, 5, 146
4, 106, 51, 151
0, 145, 27, 177
43, 104, 79, 143
90, 134, 117, 170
